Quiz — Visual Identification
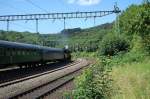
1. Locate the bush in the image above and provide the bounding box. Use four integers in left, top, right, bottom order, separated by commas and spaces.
72, 60, 113, 99
99, 34, 129, 56
118, 3, 150, 53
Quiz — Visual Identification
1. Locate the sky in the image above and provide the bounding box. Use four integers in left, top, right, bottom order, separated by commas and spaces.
0, 0, 143, 34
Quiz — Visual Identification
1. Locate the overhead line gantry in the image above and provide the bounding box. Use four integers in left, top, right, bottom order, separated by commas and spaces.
0, 5, 120, 32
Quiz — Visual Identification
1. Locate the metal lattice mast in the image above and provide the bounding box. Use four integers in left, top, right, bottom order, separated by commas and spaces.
114, 2, 120, 34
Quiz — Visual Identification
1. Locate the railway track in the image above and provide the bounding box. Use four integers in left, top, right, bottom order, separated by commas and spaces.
0, 58, 90, 99
0, 61, 72, 84
0, 60, 78, 88
12, 69, 76, 99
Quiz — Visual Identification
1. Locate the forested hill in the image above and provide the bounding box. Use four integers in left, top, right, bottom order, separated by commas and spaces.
0, 22, 113, 48
60, 23, 113, 36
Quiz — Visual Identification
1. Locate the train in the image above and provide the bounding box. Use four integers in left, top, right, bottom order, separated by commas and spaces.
0, 40, 71, 69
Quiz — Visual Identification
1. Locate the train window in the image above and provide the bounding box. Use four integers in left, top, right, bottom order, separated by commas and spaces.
24, 50, 26, 55
31, 50, 34, 56
19, 51, 21, 55
0, 47, 3, 56
32, 50, 34, 55
3, 48, 6, 56
19, 50, 22, 55
0, 47, 1, 55
14, 49, 18, 55
35, 51, 37, 55
27, 50, 30, 55
25, 50, 27, 55
36, 51, 39, 55
6, 48, 9, 56
11, 49, 14, 55
0, 48, 3, 56
14, 50, 16, 55
35, 50, 38, 55
16, 50, 18, 55
21, 50, 24, 55
28, 50, 30, 55
12, 48, 16, 55
16, 50, 20, 55
10, 49, 13, 56
31, 51, 33, 55
21, 50, 23, 55
23, 50, 26, 55
34, 50, 36, 55
17, 50, 20, 55
24, 50, 25, 55
2, 48, 4, 56
23, 50, 25, 55
32, 51, 34, 56
29, 50, 32, 55
26, 50, 28, 55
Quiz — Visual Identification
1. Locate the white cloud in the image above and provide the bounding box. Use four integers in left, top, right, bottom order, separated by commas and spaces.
77, 0, 100, 5
66, 0, 101, 6
67, 0, 76, 4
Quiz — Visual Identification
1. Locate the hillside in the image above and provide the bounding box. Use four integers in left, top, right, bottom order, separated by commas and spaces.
0, 22, 113, 51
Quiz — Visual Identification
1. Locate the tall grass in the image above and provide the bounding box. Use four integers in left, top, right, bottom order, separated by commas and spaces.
111, 59, 150, 99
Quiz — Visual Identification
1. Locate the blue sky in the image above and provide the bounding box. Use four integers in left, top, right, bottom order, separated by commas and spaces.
0, 0, 143, 34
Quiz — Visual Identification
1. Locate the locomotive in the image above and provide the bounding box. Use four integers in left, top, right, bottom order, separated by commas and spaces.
0, 40, 71, 69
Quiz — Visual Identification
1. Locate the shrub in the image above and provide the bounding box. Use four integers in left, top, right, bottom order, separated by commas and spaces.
118, 3, 150, 53
72, 60, 113, 99
99, 33, 129, 56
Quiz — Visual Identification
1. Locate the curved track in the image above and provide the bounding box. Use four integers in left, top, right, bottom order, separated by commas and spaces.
0, 59, 90, 99
0, 61, 77, 88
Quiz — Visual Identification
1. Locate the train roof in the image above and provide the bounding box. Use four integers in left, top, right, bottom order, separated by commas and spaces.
0, 40, 64, 51
0, 40, 40, 49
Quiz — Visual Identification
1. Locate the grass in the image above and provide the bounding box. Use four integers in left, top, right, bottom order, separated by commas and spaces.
66, 50, 150, 99
111, 58, 150, 99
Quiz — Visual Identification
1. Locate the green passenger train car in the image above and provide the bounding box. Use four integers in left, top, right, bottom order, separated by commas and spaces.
0, 40, 71, 69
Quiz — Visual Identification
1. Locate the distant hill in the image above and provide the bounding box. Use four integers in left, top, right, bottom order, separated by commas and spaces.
90, 22, 113, 30
0, 22, 113, 49
59, 23, 113, 36
60, 28, 82, 35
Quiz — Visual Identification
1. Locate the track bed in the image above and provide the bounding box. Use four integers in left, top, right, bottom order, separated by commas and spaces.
0, 59, 90, 99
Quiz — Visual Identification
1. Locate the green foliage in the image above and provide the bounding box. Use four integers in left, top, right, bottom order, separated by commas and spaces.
65, 3, 149, 99
119, 5, 139, 36
70, 3, 150, 99
100, 35, 147, 66
0, 30, 44, 45
99, 33, 129, 56
101, 50, 147, 67
119, 3, 150, 52
72, 60, 113, 99
118, 4, 150, 36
